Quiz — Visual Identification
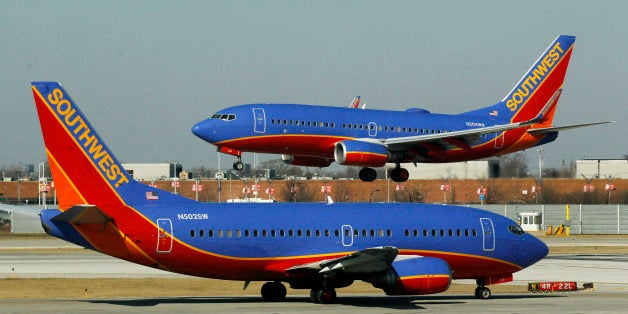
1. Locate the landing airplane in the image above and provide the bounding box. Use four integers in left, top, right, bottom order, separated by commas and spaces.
31, 81, 547, 303
192, 35, 612, 182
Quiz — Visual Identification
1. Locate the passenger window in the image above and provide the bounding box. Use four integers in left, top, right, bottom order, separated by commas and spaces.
253, 230, 258, 237
306, 230, 312, 237
325, 229, 330, 237
218, 230, 223, 237
190, 230, 195, 237
334, 230, 339, 237
262, 230, 267, 237
280, 230, 285, 237
199, 230, 205, 237
472, 229, 477, 237
209, 230, 214, 237
297, 230, 303, 237
271, 230, 276, 237
362, 230, 367, 237
387, 230, 392, 237
288, 230, 294, 237
244, 230, 249, 237
226, 230, 232, 237
315, 230, 321, 237
404, 229, 410, 237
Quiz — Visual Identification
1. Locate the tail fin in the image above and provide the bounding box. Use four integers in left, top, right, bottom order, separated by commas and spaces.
347, 96, 361, 108
462, 35, 575, 123
31, 82, 188, 211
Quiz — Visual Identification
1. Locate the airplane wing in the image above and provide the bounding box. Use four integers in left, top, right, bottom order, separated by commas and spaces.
358, 120, 535, 152
360, 119, 614, 154
527, 121, 615, 134
286, 246, 398, 278
0, 204, 41, 217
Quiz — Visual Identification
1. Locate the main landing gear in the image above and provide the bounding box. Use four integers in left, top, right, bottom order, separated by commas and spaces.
261, 281, 287, 302
474, 280, 492, 299
309, 287, 337, 304
390, 165, 409, 183
359, 167, 377, 182
359, 165, 409, 182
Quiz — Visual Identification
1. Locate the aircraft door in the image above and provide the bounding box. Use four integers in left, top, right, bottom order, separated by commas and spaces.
156, 218, 173, 253
480, 218, 495, 252
368, 122, 377, 137
253, 108, 266, 133
341, 224, 353, 246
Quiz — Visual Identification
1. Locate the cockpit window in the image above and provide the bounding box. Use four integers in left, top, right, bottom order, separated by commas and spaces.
211, 114, 236, 121
508, 225, 525, 236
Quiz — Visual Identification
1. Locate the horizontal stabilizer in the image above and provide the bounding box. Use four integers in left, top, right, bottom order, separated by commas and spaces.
52, 205, 112, 224
527, 121, 615, 134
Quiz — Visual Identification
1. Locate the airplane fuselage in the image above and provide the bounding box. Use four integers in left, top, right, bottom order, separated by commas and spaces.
42, 200, 546, 282
193, 104, 554, 163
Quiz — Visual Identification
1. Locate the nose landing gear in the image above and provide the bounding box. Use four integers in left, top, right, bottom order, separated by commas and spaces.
233, 158, 244, 171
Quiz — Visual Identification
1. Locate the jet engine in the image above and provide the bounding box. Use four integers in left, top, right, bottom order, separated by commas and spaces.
282, 154, 333, 168
365, 256, 452, 295
334, 140, 389, 167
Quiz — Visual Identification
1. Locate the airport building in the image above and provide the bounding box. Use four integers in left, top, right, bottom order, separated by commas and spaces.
122, 163, 183, 181
576, 159, 628, 179
396, 160, 500, 180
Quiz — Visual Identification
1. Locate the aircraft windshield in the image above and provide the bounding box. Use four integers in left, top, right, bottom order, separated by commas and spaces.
508, 225, 525, 236
211, 114, 236, 121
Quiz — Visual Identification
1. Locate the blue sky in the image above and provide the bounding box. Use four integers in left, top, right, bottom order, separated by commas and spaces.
1, 0, 626, 171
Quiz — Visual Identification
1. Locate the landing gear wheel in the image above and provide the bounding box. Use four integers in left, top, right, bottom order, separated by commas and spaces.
359, 167, 377, 182
310, 289, 319, 303
261, 281, 287, 302
475, 286, 491, 299
313, 287, 336, 304
233, 160, 244, 171
390, 167, 409, 182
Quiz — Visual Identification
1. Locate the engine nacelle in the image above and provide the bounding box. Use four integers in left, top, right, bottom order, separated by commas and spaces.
366, 256, 452, 295
334, 140, 389, 167
282, 155, 333, 168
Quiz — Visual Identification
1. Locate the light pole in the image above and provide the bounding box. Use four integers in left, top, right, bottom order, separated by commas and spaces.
537, 148, 543, 203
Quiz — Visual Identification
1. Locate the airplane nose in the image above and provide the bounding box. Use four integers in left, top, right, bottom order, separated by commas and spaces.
191, 120, 215, 142
518, 234, 549, 268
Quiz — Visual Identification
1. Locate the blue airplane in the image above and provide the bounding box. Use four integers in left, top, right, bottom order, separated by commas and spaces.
192, 35, 611, 182
30, 81, 547, 303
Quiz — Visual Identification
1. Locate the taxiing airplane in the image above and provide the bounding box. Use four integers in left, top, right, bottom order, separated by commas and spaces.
31, 81, 547, 303
192, 35, 611, 182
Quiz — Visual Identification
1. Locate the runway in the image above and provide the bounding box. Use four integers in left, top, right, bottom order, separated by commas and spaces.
1, 236, 627, 312
1, 292, 627, 313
